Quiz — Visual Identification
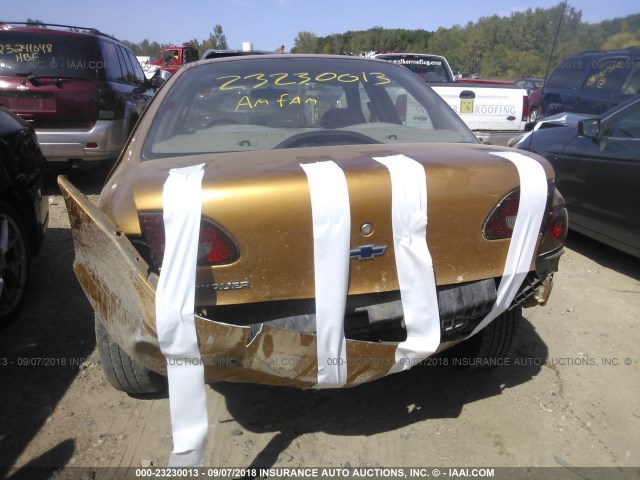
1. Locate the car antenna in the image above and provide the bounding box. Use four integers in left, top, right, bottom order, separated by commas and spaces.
543, 0, 568, 83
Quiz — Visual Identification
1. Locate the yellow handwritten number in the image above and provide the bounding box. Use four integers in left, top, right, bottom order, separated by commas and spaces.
218, 75, 243, 90
270, 73, 297, 86
245, 73, 268, 89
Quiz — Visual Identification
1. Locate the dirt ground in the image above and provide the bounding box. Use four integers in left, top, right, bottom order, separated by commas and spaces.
1, 166, 639, 479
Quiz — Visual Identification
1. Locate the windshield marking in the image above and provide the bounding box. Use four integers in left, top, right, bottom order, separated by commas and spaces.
217, 71, 391, 90
235, 94, 318, 111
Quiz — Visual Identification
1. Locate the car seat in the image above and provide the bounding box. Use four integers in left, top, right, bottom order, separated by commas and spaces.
320, 108, 366, 128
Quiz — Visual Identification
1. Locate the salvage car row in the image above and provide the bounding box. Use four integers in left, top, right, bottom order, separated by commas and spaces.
1, 19, 638, 467
61, 52, 569, 392
516, 95, 640, 258
515, 47, 640, 259
0, 22, 160, 323
0, 21, 637, 396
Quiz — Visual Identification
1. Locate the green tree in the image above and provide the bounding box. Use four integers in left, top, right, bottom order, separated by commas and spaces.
117, 6, 640, 80
198, 24, 228, 54
292, 31, 319, 53
602, 20, 640, 49
121, 39, 164, 57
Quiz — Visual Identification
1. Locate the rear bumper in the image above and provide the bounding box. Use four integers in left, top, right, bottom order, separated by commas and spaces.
59, 175, 439, 387
36, 119, 126, 164
206, 278, 500, 343
58, 175, 555, 388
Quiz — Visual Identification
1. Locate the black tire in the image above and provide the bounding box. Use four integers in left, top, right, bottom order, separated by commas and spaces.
95, 313, 167, 394
0, 200, 30, 326
528, 107, 539, 123
446, 307, 522, 369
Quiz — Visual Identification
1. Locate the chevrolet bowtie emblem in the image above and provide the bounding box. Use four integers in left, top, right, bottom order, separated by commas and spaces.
350, 244, 387, 260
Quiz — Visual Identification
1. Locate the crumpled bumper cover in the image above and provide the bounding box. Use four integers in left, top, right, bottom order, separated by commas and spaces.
60, 175, 456, 388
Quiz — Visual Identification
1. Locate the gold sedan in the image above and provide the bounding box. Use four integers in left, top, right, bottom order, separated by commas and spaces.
60, 55, 567, 394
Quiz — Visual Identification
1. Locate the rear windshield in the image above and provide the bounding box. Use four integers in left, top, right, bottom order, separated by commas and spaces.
143, 56, 476, 159
546, 57, 588, 89
581, 56, 638, 94
373, 54, 452, 82
0, 30, 102, 80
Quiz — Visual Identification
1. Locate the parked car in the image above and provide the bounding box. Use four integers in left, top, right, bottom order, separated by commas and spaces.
371, 52, 529, 145
513, 77, 545, 94
515, 79, 546, 124
370, 52, 455, 82
528, 87, 543, 123
517, 95, 640, 258
59, 54, 567, 394
0, 22, 159, 168
0, 105, 48, 325
541, 48, 640, 118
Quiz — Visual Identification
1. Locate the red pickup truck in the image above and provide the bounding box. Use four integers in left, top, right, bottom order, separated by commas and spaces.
150, 43, 199, 76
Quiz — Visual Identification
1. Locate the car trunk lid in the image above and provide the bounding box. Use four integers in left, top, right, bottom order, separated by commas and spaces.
106, 143, 553, 307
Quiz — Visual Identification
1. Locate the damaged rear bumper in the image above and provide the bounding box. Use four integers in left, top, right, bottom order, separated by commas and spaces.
59, 175, 556, 388
59, 175, 427, 387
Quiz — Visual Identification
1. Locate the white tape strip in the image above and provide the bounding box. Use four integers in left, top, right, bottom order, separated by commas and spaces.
373, 155, 440, 374
470, 151, 548, 335
300, 161, 351, 387
155, 164, 208, 467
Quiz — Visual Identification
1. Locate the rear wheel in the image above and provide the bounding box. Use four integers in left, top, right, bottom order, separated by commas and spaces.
446, 307, 522, 369
0, 201, 29, 326
95, 313, 166, 394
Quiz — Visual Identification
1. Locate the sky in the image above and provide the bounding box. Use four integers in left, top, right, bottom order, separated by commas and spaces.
4, 0, 639, 52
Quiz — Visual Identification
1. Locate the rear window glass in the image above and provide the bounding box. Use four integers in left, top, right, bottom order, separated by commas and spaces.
0, 30, 103, 80
143, 56, 476, 159
547, 57, 588, 89
100, 41, 125, 81
582, 56, 635, 94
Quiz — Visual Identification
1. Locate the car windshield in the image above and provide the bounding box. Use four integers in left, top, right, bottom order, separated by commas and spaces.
143, 56, 476, 159
0, 30, 101, 80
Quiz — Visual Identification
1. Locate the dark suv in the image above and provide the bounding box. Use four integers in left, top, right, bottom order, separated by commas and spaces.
0, 23, 157, 167
541, 48, 640, 118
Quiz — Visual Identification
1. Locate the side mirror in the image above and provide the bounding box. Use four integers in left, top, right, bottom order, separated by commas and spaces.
150, 76, 166, 89
578, 118, 600, 139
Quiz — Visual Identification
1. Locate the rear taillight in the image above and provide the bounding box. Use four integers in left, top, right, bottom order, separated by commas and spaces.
97, 86, 121, 120
138, 212, 239, 269
483, 189, 520, 240
483, 183, 567, 254
538, 187, 568, 255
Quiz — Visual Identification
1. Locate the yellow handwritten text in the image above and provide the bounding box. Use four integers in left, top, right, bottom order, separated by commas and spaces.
0, 43, 53, 62
219, 71, 391, 91
235, 94, 318, 111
